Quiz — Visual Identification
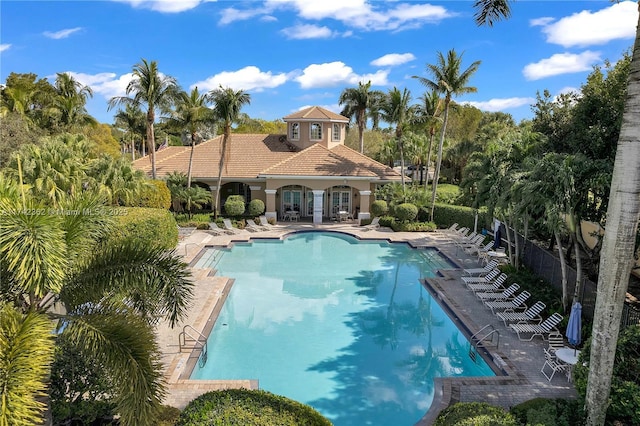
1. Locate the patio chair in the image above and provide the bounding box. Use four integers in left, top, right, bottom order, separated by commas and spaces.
509, 312, 564, 341
245, 221, 267, 232
497, 301, 546, 327
547, 331, 566, 354
440, 223, 459, 233
462, 268, 500, 285
484, 290, 530, 314
259, 216, 276, 228
209, 222, 234, 235
361, 217, 380, 231
222, 219, 241, 234
206, 222, 224, 236
463, 260, 499, 276
541, 347, 570, 381
468, 273, 508, 293
476, 283, 520, 301
463, 237, 487, 255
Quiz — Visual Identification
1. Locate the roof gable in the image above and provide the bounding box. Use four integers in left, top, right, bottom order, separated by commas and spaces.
283, 106, 349, 123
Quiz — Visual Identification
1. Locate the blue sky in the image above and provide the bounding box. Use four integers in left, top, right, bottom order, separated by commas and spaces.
1, 1, 636, 126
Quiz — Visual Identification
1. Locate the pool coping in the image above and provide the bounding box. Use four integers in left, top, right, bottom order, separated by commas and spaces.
160, 224, 578, 421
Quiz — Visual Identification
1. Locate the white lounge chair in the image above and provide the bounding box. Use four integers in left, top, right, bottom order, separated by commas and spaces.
484, 290, 530, 314
497, 301, 546, 327
361, 217, 380, 231
509, 312, 563, 341
245, 221, 267, 232
467, 273, 508, 293
462, 268, 500, 285
259, 216, 276, 228
463, 260, 499, 276
476, 283, 520, 301
206, 222, 224, 236
222, 218, 241, 234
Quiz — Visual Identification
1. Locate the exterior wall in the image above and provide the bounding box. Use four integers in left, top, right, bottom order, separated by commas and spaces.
288, 121, 346, 150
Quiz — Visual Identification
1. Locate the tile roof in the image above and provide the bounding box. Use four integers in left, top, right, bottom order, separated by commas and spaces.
283, 106, 349, 122
132, 133, 402, 181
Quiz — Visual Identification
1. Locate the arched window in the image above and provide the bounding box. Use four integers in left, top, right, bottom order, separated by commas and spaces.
310, 122, 322, 140
290, 122, 300, 140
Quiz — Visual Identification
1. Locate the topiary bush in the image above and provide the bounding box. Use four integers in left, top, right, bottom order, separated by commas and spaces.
108, 207, 178, 250
137, 180, 172, 209
370, 200, 388, 217
510, 397, 584, 426
434, 402, 517, 426
394, 203, 418, 222
175, 389, 332, 426
248, 199, 265, 216
224, 195, 246, 217
574, 325, 640, 425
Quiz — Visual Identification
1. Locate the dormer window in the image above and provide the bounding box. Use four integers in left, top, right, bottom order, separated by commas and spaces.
310, 123, 322, 140
290, 122, 300, 140
332, 123, 341, 141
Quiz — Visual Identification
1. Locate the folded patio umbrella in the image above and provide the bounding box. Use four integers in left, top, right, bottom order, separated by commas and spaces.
566, 302, 582, 355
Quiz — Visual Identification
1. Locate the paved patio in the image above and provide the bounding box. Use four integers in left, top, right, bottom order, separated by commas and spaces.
154, 221, 578, 423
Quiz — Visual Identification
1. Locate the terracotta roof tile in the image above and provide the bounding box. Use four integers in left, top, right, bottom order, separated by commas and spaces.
283, 106, 349, 122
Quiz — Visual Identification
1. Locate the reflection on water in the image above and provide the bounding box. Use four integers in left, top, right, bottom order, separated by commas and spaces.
191, 232, 494, 426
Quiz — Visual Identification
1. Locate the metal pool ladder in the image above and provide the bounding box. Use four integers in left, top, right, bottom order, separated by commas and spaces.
468, 324, 500, 363
179, 325, 208, 368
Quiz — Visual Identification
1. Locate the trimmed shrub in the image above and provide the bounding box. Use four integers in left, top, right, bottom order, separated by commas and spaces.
137, 180, 172, 209
392, 221, 437, 232
248, 199, 265, 216
224, 195, 246, 217
432, 203, 490, 231
370, 200, 388, 217
176, 389, 332, 426
394, 203, 418, 222
510, 398, 584, 426
435, 402, 517, 426
108, 207, 178, 250
158, 405, 182, 426
574, 325, 640, 425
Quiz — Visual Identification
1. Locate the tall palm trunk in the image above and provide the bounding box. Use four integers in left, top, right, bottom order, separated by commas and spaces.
397, 131, 406, 189
425, 127, 435, 192
585, 8, 640, 424
555, 231, 570, 311
187, 132, 196, 188
358, 110, 366, 154
214, 129, 230, 218
430, 98, 450, 221
146, 110, 156, 179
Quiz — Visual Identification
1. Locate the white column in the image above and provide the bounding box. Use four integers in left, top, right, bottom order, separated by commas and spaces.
312, 190, 324, 224
358, 190, 372, 222
265, 189, 277, 221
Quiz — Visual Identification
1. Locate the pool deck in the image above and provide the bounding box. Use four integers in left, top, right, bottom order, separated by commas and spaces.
154, 221, 578, 423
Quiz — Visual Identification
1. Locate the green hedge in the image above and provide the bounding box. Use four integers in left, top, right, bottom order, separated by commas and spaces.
109, 207, 178, 250
435, 402, 517, 426
432, 203, 490, 231
510, 398, 584, 426
137, 180, 172, 209
176, 389, 332, 426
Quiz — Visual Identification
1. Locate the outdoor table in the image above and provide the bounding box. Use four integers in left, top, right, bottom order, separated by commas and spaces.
555, 348, 581, 365
339, 211, 349, 221
284, 210, 299, 221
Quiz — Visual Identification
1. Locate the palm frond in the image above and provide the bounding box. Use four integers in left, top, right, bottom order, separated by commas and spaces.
473, 0, 513, 27
62, 309, 165, 426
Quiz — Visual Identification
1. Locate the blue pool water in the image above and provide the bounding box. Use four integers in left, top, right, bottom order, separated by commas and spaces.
190, 232, 495, 425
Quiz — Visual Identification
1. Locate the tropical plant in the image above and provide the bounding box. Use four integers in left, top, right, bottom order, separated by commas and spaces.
108, 59, 180, 179
380, 87, 413, 190
413, 90, 442, 189
163, 87, 215, 187
52, 72, 97, 131
208, 86, 251, 217
114, 103, 146, 160
473, 2, 640, 424
173, 186, 211, 218
0, 178, 193, 425
413, 49, 481, 221
339, 80, 382, 154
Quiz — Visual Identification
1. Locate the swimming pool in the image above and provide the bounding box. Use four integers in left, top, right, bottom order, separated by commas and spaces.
190, 232, 495, 425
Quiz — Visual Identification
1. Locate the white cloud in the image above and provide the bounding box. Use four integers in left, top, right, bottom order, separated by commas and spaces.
370, 53, 415, 67
523, 51, 601, 80
113, 0, 213, 13
43, 27, 83, 39
0, 44, 11, 52
191, 66, 288, 92
63, 71, 134, 99
463, 97, 535, 112
529, 17, 554, 27
223, 0, 453, 31
541, 1, 637, 47
281, 24, 338, 39
294, 61, 389, 89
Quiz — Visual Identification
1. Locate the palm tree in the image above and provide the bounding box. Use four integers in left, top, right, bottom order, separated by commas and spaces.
339, 81, 374, 154
108, 59, 180, 180
413, 49, 481, 220
208, 86, 251, 217
0, 179, 193, 425
414, 90, 442, 189
380, 87, 413, 189
164, 87, 214, 187
473, 3, 640, 425
114, 104, 146, 160
53, 73, 97, 131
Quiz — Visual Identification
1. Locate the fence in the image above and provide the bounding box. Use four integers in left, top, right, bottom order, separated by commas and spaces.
507, 226, 638, 329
